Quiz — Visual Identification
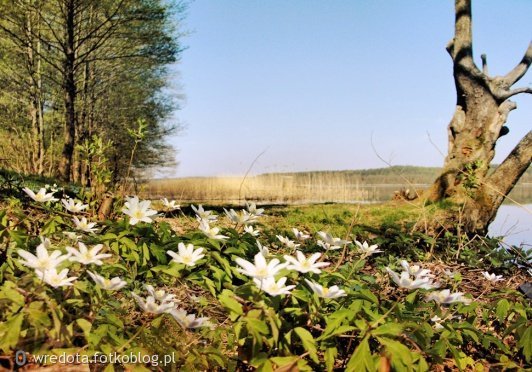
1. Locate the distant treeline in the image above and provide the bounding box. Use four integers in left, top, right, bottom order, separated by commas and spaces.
256, 165, 532, 186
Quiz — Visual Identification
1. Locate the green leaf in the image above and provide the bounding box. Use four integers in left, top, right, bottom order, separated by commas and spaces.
294, 327, 319, 363
345, 336, 373, 372
246, 318, 269, 335
378, 337, 413, 370
218, 290, 243, 321
324, 347, 338, 372
495, 299, 510, 322
372, 323, 403, 337
0, 280, 25, 311
0, 312, 24, 352
270, 356, 299, 367
517, 325, 532, 362
318, 325, 356, 341
354, 288, 378, 304
76, 318, 92, 343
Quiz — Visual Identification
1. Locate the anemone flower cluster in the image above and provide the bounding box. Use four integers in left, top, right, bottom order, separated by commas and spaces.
132, 285, 209, 329
426, 289, 471, 305
386, 260, 472, 306
316, 231, 351, 250
235, 249, 345, 299
61, 198, 88, 213
385, 261, 439, 290
18, 236, 119, 290
18, 237, 75, 289
192, 204, 217, 222
276, 235, 300, 250
224, 208, 258, 225
161, 198, 180, 211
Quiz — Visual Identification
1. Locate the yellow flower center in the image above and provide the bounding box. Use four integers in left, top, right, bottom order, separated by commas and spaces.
257, 268, 268, 277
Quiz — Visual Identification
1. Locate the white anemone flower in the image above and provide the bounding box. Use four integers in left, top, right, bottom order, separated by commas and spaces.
400, 260, 434, 279
18, 239, 70, 271
161, 198, 180, 210
169, 308, 210, 329
67, 242, 112, 266
87, 271, 127, 290
430, 315, 445, 330
284, 251, 330, 274
246, 202, 265, 217
235, 252, 287, 280
35, 268, 77, 288
191, 204, 217, 222
122, 196, 158, 225
131, 293, 176, 314
304, 279, 346, 299
385, 267, 439, 290
198, 220, 228, 240
276, 235, 300, 250
23, 187, 58, 203
253, 277, 296, 296
355, 240, 382, 256
426, 289, 472, 305
481, 271, 504, 282
62, 231, 81, 242
224, 208, 256, 225
256, 241, 269, 257
292, 228, 310, 241
72, 216, 98, 233
316, 231, 350, 250
244, 225, 260, 236
61, 198, 88, 213
167, 243, 205, 267
145, 285, 177, 303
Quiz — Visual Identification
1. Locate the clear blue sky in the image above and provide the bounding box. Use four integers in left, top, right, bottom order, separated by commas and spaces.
164, 0, 532, 177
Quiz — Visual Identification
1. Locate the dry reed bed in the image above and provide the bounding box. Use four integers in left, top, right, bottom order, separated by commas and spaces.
140, 171, 532, 205
140, 173, 427, 204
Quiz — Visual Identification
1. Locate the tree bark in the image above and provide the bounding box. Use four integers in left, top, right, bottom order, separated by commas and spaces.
428, 0, 532, 235
59, 0, 77, 182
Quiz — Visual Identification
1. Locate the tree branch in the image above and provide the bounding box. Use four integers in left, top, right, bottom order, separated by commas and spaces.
500, 86, 532, 100
452, 0, 474, 63
481, 54, 488, 75
487, 130, 532, 205
502, 41, 532, 86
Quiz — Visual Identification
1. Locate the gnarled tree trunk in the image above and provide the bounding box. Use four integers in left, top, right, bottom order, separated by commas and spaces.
427, 0, 532, 235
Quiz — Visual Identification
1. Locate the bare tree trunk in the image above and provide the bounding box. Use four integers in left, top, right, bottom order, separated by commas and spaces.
428, 0, 532, 234
59, 0, 77, 182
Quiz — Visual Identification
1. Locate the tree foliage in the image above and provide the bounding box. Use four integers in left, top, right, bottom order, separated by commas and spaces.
0, 0, 184, 184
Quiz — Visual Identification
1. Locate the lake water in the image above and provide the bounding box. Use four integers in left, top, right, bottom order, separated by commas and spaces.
489, 204, 531, 248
